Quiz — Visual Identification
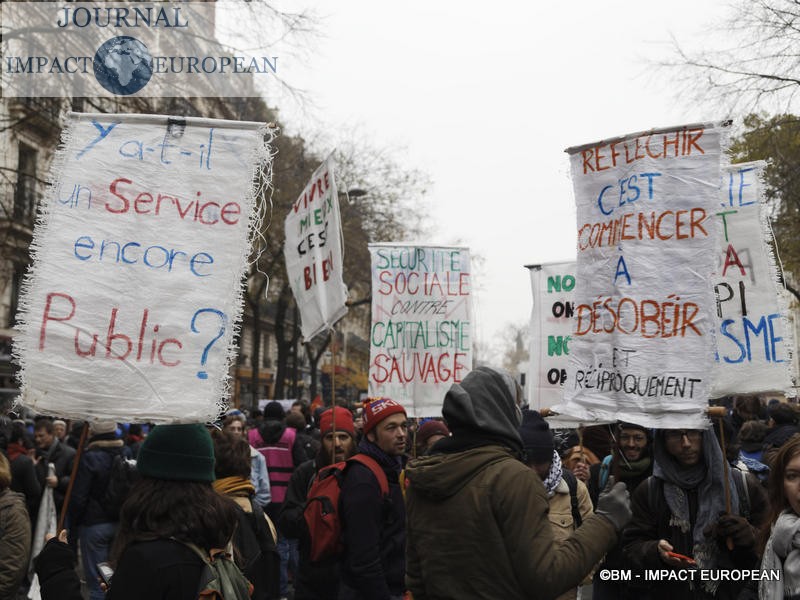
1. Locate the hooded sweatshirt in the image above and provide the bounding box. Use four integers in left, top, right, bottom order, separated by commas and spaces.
405, 366, 618, 600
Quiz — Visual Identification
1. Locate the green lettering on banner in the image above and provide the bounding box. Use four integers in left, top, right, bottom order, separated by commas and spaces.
547, 274, 575, 293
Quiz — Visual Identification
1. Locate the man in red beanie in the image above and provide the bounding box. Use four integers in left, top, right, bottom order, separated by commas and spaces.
339, 397, 407, 600
279, 406, 357, 599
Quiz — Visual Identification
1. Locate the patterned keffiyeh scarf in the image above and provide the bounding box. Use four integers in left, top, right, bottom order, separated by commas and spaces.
542, 450, 563, 497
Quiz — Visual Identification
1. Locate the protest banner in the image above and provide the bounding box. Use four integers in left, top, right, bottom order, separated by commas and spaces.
711, 161, 796, 396
553, 123, 727, 428
526, 262, 577, 421
14, 112, 272, 423
284, 155, 348, 340
368, 244, 472, 417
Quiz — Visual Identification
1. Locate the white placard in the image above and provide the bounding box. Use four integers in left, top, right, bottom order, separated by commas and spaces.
284, 155, 348, 341
14, 112, 271, 423
368, 244, 472, 417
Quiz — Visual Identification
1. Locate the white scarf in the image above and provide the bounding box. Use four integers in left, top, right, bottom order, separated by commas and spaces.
761, 510, 800, 600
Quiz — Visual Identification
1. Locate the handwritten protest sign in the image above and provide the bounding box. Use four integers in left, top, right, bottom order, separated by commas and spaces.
284, 155, 348, 340
712, 161, 795, 396
553, 123, 726, 428
14, 112, 271, 423
368, 244, 472, 417
527, 262, 584, 427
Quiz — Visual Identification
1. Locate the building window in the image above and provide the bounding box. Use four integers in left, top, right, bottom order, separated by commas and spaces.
14, 144, 38, 226
8, 264, 25, 328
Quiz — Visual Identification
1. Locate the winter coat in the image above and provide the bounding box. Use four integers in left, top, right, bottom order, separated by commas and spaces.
548, 477, 595, 600
69, 437, 130, 526
279, 458, 340, 600
228, 495, 280, 600
35, 537, 210, 600
405, 366, 618, 600
0, 489, 31, 598
107, 539, 207, 599
622, 471, 767, 600
338, 443, 406, 600
405, 444, 616, 600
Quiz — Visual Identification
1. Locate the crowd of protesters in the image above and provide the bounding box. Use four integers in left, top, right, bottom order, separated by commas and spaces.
2, 383, 800, 599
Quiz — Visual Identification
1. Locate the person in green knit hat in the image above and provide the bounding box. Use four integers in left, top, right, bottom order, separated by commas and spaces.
35, 423, 250, 600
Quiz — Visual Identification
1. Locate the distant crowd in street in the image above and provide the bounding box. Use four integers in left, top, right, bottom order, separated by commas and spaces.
1, 377, 800, 600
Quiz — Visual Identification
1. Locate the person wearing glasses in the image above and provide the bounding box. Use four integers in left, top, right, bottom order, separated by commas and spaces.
623, 428, 767, 600
588, 423, 653, 600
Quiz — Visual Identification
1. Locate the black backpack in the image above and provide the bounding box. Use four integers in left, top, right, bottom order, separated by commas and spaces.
231, 499, 279, 600
102, 454, 139, 520
562, 469, 583, 528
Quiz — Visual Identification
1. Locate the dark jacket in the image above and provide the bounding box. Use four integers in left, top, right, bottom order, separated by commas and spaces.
763, 423, 799, 451
279, 459, 339, 600
622, 471, 767, 600
405, 366, 619, 600
35, 439, 76, 511
107, 539, 206, 600
339, 443, 406, 600
588, 455, 653, 599
230, 496, 280, 600
35, 537, 209, 600
69, 437, 130, 526
8, 449, 42, 520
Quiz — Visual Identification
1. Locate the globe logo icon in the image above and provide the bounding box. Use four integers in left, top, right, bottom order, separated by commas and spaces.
93, 36, 153, 95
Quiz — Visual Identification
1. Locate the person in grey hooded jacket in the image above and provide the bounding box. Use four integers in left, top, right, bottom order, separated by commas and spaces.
404, 366, 632, 600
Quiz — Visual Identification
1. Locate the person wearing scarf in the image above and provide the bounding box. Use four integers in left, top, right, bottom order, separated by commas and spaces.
623, 427, 767, 599
760, 435, 800, 600
589, 422, 654, 600
212, 430, 279, 600
519, 409, 594, 600
338, 397, 408, 600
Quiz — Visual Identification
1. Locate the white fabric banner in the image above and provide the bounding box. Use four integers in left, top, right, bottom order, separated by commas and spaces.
554, 123, 726, 428
527, 262, 577, 415
14, 112, 271, 423
712, 161, 796, 396
284, 155, 348, 341
368, 244, 472, 417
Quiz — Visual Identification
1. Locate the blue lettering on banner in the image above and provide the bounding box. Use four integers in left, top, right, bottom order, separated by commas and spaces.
73, 235, 214, 277
718, 313, 785, 364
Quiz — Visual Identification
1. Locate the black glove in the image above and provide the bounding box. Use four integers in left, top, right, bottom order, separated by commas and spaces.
596, 476, 632, 532
703, 514, 755, 548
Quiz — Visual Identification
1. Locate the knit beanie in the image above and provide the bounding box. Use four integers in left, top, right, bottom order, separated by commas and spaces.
263, 401, 286, 421
518, 409, 554, 463
90, 420, 118, 436
320, 407, 355, 436
417, 420, 450, 446
362, 397, 407, 436
136, 424, 215, 483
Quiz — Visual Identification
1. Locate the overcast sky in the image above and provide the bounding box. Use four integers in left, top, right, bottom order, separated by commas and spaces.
236, 1, 733, 355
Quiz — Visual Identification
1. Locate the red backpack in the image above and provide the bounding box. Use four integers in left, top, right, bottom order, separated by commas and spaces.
303, 454, 389, 562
